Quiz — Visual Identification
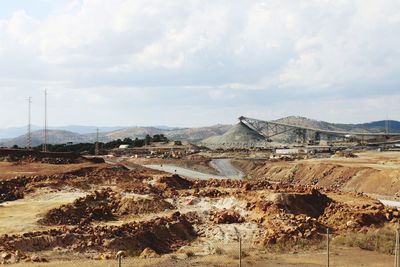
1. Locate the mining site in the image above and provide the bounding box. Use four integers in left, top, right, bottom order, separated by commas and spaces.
1, 116, 400, 267
1, 2, 400, 266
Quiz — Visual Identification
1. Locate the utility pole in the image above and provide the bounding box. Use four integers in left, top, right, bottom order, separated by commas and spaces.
95, 128, 99, 156
42, 89, 48, 152
27, 96, 32, 149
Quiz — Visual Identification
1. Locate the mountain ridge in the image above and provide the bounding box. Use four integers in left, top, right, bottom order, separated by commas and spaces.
0, 124, 231, 147
1, 117, 399, 148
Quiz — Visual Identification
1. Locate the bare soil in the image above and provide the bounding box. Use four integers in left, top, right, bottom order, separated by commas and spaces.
1, 153, 400, 265
0, 162, 104, 180
232, 151, 400, 196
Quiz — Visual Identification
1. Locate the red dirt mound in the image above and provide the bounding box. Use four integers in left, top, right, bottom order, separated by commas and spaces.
39, 188, 120, 225
0, 213, 196, 262
271, 189, 332, 218
116, 196, 174, 216
0, 177, 29, 203
210, 210, 245, 224
320, 202, 387, 230
158, 175, 193, 189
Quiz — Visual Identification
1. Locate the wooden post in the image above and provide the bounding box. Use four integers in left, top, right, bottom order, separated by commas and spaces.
395, 227, 400, 267
239, 237, 242, 267
395, 229, 397, 267
327, 228, 330, 267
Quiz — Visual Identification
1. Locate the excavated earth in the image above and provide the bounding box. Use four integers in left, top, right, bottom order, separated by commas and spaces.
1, 159, 400, 264
232, 151, 400, 196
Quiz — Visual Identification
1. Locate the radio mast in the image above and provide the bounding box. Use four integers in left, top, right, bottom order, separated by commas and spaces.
43, 89, 48, 152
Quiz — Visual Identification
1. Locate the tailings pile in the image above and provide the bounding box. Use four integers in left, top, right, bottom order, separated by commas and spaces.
202, 122, 268, 149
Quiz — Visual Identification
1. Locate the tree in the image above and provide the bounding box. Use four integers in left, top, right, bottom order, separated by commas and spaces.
145, 134, 151, 145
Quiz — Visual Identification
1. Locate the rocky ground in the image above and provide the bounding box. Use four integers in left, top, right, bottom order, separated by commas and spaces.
232, 151, 400, 196
1, 157, 400, 264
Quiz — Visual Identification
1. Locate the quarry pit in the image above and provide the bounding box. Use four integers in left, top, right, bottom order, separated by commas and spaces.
0, 149, 400, 266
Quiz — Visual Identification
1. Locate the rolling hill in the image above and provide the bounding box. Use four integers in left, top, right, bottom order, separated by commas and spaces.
1, 117, 399, 148
0, 124, 231, 147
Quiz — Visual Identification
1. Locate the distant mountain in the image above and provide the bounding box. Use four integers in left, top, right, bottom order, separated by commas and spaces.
1, 117, 399, 148
0, 129, 87, 147
0, 125, 41, 139
0, 124, 231, 147
337, 120, 400, 133
271, 116, 400, 143
163, 125, 231, 141
0, 125, 125, 139
274, 116, 400, 133
100, 124, 231, 142
51, 126, 126, 134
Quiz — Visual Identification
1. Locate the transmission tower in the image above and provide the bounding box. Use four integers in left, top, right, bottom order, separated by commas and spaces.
27, 96, 32, 149
42, 89, 48, 152
95, 128, 99, 156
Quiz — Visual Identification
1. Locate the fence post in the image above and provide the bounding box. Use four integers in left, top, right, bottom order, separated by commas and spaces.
239, 236, 242, 267
116, 251, 124, 267
327, 228, 330, 267
395, 227, 400, 267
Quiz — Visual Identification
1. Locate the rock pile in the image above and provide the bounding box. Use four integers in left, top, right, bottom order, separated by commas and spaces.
157, 174, 193, 189
116, 195, 174, 216
262, 213, 321, 244
210, 210, 245, 224
320, 202, 388, 230
201, 122, 268, 149
0, 177, 29, 203
192, 188, 227, 198
0, 213, 196, 263
271, 189, 332, 218
39, 188, 120, 225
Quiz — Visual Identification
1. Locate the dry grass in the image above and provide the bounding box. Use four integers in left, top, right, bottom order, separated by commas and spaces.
333, 225, 396, 254
264, 237, 326, 254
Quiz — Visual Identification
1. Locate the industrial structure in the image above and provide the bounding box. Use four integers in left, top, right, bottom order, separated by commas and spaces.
239, 116, 400, 145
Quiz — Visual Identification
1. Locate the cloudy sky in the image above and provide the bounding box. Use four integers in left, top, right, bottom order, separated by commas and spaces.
0, 0, 399, 127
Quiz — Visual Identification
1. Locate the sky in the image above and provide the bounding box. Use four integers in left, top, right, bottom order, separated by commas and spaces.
0, 0, 399, 128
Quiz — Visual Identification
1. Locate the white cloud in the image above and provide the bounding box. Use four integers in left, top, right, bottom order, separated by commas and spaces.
0, 0, 399, 126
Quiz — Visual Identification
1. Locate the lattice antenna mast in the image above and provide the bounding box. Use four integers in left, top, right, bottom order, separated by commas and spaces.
43, 89, 48, 152
27, 96, 32, 149
95, 128, 99, 156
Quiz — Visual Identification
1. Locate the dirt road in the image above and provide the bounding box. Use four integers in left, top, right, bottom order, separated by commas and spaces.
145, 159, 243, 179
379, 199, 400, 208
